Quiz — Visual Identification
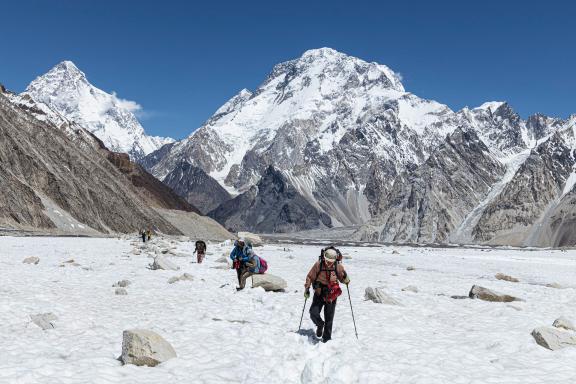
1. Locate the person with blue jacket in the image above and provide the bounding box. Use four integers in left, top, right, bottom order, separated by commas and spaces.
230, 238, 259, 290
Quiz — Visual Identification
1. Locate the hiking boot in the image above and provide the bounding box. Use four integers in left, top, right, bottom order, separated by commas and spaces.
322, 337, 331, 343
236, 287, 244, 291
316, 323, 324, 338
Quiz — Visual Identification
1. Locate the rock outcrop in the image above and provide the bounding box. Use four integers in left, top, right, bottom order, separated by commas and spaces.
531, 327, 576, 351
364, 287, 401, 305
468, 285, 522, 302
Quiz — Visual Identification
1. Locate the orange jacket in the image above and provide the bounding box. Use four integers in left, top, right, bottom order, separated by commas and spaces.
305, 261, 347, 289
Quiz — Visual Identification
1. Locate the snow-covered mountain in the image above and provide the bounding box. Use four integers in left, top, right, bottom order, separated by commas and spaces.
23, 61, 173, 160
142, 47, 576, 245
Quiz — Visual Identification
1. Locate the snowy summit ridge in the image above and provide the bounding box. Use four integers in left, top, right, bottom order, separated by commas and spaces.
24, 61, 173, 160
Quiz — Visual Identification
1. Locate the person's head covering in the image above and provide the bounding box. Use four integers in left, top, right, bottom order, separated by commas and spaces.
324, 248, 338, 260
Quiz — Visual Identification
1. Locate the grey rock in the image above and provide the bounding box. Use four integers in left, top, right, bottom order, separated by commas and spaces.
531, 327, 576, 351
168, 273, 194, 284
149, 256, 179, 271
364, 287, 401, 305
115, 288, 128, 295
237, 232, 264, 247
468, 285, 522, 302
30, 313, 57, 330
252, 274, 287, 292
401, 285, 418, 293
553, 317, 575, 331
23, 256, 40, 265
120, 329, 177, 366
113, 280, 131, 288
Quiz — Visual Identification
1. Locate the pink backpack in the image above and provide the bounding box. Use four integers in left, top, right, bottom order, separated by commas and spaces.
258, 257, 268, 274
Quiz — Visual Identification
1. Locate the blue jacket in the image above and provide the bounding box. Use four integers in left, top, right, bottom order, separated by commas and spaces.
230, 244, 254, 263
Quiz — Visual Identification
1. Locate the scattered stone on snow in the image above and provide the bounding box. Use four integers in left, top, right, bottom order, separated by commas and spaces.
468, 285, 522, 302
401, 285, 418, 293
406, 266, 415, 271
531, 327, 576, 351
364, 287, 401, 305
546, 282, 570, 289
30, 313, 57, 330
168, 273, 194, 284
252, 274, 287, 292
553, 317, 575, 332
120, 329, 177, 366
22, 256, 40, 265
392, 250, 400, 254
113, 280, 131, 288
115, 288, 128, 295
149, 256, 179, 271
495, 273, 519, 283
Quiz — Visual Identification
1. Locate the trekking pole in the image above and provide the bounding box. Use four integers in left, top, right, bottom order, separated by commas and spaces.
298, 296, 308, 332
346, 284, 358, 339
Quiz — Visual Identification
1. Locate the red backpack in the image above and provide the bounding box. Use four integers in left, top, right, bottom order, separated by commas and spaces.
314, 247, 343, 303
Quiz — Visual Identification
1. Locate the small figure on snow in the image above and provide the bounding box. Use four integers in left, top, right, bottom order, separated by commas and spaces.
304, 246, 349, 343
140, 229, 146, 243
194, 240, 207, 264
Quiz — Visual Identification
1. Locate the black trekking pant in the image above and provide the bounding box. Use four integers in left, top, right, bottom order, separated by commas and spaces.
309, 293, 337, 341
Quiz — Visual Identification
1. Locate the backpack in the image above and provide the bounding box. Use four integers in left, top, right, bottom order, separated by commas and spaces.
258, 257, 268, 274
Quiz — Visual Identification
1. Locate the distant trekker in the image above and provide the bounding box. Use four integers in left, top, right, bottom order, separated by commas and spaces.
194, 240, 207, 264
304, 246, 349, 343
140, 229, 146, 243
146, 229, 152, 241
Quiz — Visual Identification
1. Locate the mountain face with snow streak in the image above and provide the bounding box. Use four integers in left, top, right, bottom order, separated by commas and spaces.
144, 48, 576, 245
146, 48, 459, 227
24, 61, 173, 161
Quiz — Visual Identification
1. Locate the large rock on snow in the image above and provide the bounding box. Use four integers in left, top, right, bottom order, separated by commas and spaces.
553, 317, 576, 332
22, 256, 40, 265
364, 287, 401, 305
149, 256, 179, 271
115, 288, 128, 295
468, 285, 521, 302
495, 273, 519, 283
30, 313, 57, 330
531, 327, 576, 351
237, 232, 263, 247
252, 274, 287, 292
120, 329, 177, 366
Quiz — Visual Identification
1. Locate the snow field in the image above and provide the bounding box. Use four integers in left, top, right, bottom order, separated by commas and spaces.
1, 236, 576, 383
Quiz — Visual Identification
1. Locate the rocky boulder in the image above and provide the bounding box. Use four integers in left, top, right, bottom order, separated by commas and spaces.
468, 285, 522, 302
252, 274, 287, 292
149, 256, 179, 271
364, 287, 401, 305
531, 327, 576, 351
22, 256, 40, 265
120, 329, 177, 366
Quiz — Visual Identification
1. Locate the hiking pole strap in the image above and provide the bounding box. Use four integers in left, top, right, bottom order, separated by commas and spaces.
346, 284, 358, 339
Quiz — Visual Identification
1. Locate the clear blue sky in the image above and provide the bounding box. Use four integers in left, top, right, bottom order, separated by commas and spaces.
1, 0, 574, 139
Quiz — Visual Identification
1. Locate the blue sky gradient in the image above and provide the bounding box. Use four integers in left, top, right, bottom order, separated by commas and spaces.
1, 0, 574, 139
